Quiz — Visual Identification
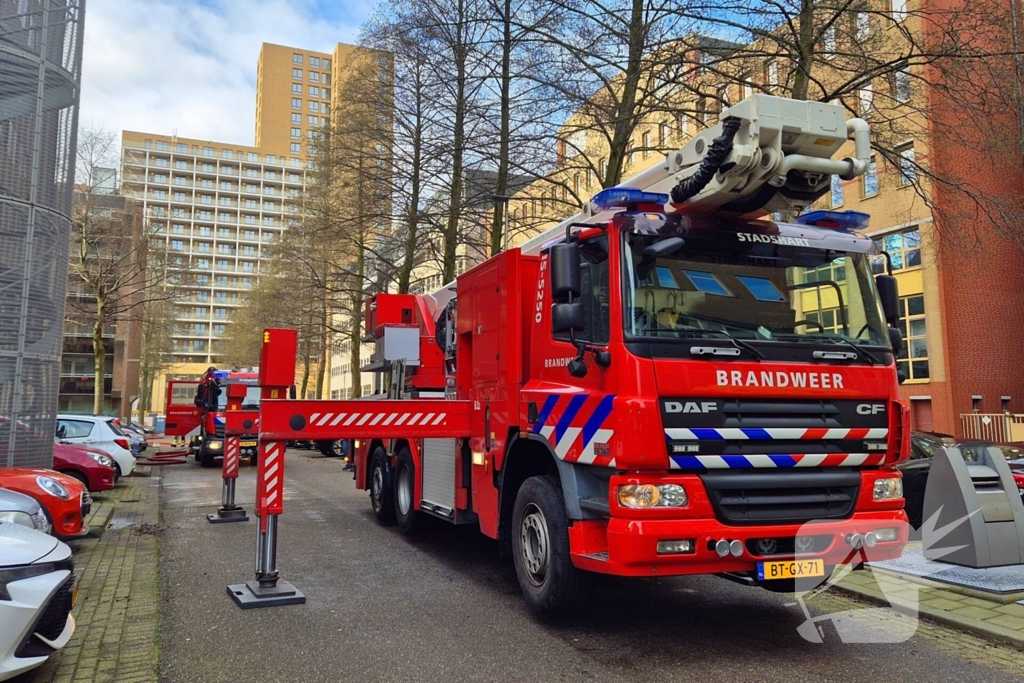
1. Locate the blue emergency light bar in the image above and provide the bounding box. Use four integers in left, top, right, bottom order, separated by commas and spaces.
212, 370, 229, 379
591, 187, 669, 211
795, 210, 870, 231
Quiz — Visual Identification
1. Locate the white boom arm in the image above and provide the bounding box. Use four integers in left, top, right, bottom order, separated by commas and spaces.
519, 94, 871, 257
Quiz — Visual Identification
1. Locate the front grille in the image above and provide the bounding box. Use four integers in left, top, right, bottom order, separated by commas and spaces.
745, 534, 833, 557
34, 573, 75, 640
701, 470, 860, 526
720, 398, 842, 428
214, 424, 225, 437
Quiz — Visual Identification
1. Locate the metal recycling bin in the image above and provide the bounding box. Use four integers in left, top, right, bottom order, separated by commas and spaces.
923, 446, 1024, 567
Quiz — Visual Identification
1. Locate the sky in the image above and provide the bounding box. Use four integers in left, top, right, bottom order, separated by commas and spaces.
79, 0, 375, 150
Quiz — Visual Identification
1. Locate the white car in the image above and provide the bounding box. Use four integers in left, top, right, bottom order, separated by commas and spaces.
0, 522, 76, 681
55, 415, 136, 478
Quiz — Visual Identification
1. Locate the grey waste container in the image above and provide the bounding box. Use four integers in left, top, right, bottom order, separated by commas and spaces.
922, 446, 1024, 567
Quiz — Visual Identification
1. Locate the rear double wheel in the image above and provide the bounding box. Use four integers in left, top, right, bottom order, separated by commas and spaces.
369, 447, 395, 522
512, 475, 592, 616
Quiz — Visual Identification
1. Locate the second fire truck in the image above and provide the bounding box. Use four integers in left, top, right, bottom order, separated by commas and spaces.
255, 94, 911, 614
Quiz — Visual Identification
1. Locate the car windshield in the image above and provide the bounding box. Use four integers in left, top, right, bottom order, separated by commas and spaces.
215, 385, 261, 411
623, 232, 889, 347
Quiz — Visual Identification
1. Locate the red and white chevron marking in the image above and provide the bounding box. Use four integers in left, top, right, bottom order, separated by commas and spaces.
307, 411, 448, 428
256, 441, 285, 516
222, 437, 240, 479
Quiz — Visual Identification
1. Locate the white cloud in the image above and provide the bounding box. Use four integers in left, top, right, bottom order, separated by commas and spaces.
79, 0, 372, 148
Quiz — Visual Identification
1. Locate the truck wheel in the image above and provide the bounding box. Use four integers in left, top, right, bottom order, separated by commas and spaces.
512, 475, 592, 616
199, 448, 215, 468
369, 447, 395, 522
395, 448, 419, 534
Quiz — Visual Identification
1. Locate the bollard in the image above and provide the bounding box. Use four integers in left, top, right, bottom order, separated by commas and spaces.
207, 436, 248, 523
227, 439, 304, 608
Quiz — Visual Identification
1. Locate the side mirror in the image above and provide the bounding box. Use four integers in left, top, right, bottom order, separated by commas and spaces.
875, 274, 900, 326
889, 326, 904, 357
550, 243, 581, 302
552, 302, 584, 335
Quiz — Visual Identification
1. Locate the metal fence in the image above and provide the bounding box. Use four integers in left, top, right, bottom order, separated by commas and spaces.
960, 414, 1024, 443
0, 0, 85, 467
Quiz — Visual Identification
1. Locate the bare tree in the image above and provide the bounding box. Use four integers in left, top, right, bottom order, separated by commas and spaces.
137, 297, 174, 415
68, 126, 169, 414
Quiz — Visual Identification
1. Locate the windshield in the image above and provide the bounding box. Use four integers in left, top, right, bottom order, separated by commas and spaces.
215, 385, 261, 411
623, 232, 889, 347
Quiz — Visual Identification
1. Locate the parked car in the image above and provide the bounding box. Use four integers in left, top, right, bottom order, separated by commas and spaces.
0, 470, 90, 541
0, 489, 51, 535
899, 435, 1024, 528
55, 415, 135, 478
118, 423, 148, 454
0, 522, 77, 681
52, 442, 116, 492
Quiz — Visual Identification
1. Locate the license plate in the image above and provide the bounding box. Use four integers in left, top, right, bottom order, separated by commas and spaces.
757, 559, 826, 581
240, 441, 257, 447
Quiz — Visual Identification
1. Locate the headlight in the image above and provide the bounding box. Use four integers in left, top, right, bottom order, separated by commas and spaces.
873, 477, 903, 501
36, 476, 71, 499
207, 440, 223, 450
86, 452, 115, 467
618, 484, 688, 509
0, 511, 34, 529
32, 508, 51, 534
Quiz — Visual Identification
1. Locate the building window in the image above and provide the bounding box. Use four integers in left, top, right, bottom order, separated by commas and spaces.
174, 160, 187, 170
894, 67, 912, 103
859, 82, 873, 114
290, 143, 301, 154
154, 158, 169, 168
291, 128, 301, 139
291, 98, 302, 109
308, 101, 320, 112
309, 71, 320, 83
891, 0, 907, 22
309, 86, 319, 97
292, 83, 302, 94
308, 115, 319, 126
292, 68, 302, 79
856, 12, 870, 39
156, 141, 168, 151
291, 113, 301, 125
863, 157, 878, 196
309, 56, 320, 68
293, 53, 303, 65
805, 308, 843, 335
898, 295, 928, 380
898, 144, 916, 184
766, 61, 779, 89
875, 229, 921, 270
823, 25, 837, 55
322, 89, 331, 100
641, 130, 651, 158
323, 59, 331, 70
830, 174, 843, 207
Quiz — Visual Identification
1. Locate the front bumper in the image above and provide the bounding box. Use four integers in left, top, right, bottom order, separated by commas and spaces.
1, 570, 75, 679
569, 510, 909, 577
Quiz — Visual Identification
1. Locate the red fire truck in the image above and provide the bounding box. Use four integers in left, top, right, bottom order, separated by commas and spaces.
165, 368, 261, 467
256, 94, 911, 614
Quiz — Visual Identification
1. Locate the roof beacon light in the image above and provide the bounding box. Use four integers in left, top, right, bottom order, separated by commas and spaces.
212, 370, 230, 379
795, 210, 870, 232
591, 187, 669, 212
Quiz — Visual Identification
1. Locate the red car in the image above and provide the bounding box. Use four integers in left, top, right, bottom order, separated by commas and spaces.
52, 442, 116, 492
0, 468, 90, 540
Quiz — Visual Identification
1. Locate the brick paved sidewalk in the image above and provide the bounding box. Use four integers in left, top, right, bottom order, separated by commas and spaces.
25, 469, 162, 683
834, 560, 1024, 648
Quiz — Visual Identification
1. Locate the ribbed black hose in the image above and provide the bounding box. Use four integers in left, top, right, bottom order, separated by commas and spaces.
670, 116, 741, 205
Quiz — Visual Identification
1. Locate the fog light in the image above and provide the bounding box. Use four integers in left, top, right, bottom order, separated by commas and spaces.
874, 527, 899, 542
873, 477, 903, 500
617, 484, 688, 509
656, 539, 694, 555
208, 440, 224, 451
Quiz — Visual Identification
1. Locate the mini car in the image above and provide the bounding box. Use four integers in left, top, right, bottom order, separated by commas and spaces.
52, 442, 116, 492
55, 415, 136, 477
0, 470, 89, 541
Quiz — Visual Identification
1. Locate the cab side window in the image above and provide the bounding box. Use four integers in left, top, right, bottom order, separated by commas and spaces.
554, 235, 610, 345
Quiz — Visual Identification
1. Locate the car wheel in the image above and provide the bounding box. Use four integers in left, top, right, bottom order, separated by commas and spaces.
114, 462, 122, 481
512, 475, 592, 616
369, 447, 395, 522
395, 448, 419, 534
329, 440, 345, 458
60, 470, 89, 491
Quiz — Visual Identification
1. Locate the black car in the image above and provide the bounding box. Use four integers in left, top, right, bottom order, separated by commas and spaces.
899, 434, 1024, 529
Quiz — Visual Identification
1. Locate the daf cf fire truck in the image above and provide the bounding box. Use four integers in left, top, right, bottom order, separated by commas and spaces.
165, 368, 262, 467
256, 94, 911, 614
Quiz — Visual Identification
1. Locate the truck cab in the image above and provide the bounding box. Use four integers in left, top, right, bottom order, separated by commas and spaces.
187, 369, 261, 467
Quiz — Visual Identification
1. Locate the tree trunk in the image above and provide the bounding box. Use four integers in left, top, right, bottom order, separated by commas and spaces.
398, 89, 423, 294
443, 0, 469, 282
489, 0, 513, 257
791, 0, 816, 100
317, 300, 329, 400
350, 247, 365, 399
92, 308, 106, 415
603, 0, 646, 187
299, 349, 311, 400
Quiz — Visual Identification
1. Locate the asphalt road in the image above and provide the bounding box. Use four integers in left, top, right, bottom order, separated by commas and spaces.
158, 449, 1024, 683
